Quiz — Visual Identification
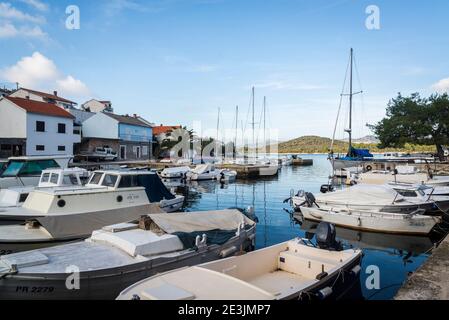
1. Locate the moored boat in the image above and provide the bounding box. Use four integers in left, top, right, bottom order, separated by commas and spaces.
116, 226, 362, 301
299, 205, 440, 235
0, 210, 256, 300
0, 155, 73, 189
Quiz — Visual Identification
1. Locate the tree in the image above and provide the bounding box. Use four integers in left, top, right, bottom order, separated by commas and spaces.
369, 93, 449, 157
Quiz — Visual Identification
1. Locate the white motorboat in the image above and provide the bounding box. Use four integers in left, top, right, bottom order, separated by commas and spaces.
0, 155, 72, 189
299, 205, 440, 235
117, 233, 362, 301
0, 168, 87, 210
0, 171, 185, 249
186, 164, 222, 181
219, 169, 237, 182
388, 183, 449, 213
279, 155, 293, 166
79, 147, 118, 161
0, 210, 256, 300
291, 185, 440, 215
353, 167, 449, 187
160, 166, 191, 179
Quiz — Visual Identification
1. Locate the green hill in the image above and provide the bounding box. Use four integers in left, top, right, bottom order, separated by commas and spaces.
267, 136, 436, 154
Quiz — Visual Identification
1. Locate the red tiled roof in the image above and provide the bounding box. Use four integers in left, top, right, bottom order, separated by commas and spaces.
21, 88, 76, 104
5, 97, 75, 119
153, 125, 182, 135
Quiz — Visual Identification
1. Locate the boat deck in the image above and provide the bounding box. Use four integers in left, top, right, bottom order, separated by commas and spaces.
248, 270, 312, 296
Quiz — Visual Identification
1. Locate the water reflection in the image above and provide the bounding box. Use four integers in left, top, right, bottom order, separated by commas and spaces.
169, 154, 449, 300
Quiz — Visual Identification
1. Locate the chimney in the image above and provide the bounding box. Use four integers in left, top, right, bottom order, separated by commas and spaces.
53, 91, 58, 96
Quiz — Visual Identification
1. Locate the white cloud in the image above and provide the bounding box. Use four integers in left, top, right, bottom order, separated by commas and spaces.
0, 52, 91, 98
19, 0, 48, 11
0, 2, 45, 24
432, 78, 449, 93
57, 76, 91, 96
0, 22, 47, 39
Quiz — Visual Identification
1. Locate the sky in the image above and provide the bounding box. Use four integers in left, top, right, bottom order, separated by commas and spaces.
1, 0, 449, 142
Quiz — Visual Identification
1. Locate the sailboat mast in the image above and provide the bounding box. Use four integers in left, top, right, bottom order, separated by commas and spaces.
234, 105, 239, 157
348, 48, 353, 154
263, 96, 266, 151
216, 107, 220, 159
252, 86, 255, 156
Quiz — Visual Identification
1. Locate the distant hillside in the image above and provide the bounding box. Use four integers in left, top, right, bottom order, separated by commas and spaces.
343, 135, 380, 144
266, 136, 436, 154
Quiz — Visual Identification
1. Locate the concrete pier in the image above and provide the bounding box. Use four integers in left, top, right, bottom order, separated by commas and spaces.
395, 235, 449, 300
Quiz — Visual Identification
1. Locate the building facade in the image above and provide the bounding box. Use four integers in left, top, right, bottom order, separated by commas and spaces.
81, 112, 153, 160
10, 88, 77, 110
0, 97, 80, 158
81, 99, 114, 113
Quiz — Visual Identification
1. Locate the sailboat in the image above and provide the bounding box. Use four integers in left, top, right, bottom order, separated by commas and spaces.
329, 49, 374, 170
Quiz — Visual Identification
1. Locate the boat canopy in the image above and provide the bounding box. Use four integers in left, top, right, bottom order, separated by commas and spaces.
346, 147, 373, 159
137, 174, 176, 202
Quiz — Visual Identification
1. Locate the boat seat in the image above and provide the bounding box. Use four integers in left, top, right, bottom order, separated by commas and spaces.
140, 283, 196, 300
278, 251, 336, 280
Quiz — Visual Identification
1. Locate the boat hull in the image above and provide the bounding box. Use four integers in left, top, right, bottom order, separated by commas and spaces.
0, 227, 256, 300
291, 196, 438, 215
300, 207, 440, 235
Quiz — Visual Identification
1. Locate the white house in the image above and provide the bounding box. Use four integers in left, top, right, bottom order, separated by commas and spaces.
81, 99, 113, 113
0, 96, 80, 158
10, 88, 77, 110
81, 112, 153, 160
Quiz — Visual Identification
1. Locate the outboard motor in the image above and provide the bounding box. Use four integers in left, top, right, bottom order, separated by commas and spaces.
316, 222, 342, 251
320, 184, 334, 194
304, 192, 319, 208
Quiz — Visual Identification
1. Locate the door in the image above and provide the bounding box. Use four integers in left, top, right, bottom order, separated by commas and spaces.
12, 145, 23, 157
120, 145, 126, 160
136, 146, 141, 159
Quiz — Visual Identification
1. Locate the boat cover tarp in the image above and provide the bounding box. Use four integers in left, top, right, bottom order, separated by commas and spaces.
37, 203, 164, 239
137, 174, 175, 202
148, 210, 254, 234
161, 167, 190, 175
316, 185, 406, 205
173, 229, 239, 249
347, 147, 374, 159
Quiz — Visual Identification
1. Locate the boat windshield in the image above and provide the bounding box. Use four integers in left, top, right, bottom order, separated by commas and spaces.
102, 174, 118, 187
1, 160, 60, 177
63, 174, 79, 185
88, 172, 103, 185
1, 161, 24, 177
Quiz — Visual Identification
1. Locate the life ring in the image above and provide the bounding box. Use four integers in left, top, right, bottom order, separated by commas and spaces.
366, 165, 373, 172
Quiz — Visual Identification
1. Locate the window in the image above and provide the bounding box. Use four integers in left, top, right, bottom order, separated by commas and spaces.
36, 145, 45, 151
102, 174, 118, 187
1, 161, 24, 177
118, 175, 140, 188
58, 123, 66, 134
142, 146, 148, 156
1, 159, 59, 177
50, 173, 59, 185
58, 146, 66, 151
63, 174, 78, 185
0, 144, 11, 151
395, 190, 418, 197
88, 172, 103, 185
41, 173, 50, 183
36, 121, 45, 132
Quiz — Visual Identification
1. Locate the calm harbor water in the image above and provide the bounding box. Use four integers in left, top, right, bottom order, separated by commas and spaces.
179, 154, 449, 300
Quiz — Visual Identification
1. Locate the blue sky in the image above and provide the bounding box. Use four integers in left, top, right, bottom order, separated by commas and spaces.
1, 0, 449, 141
